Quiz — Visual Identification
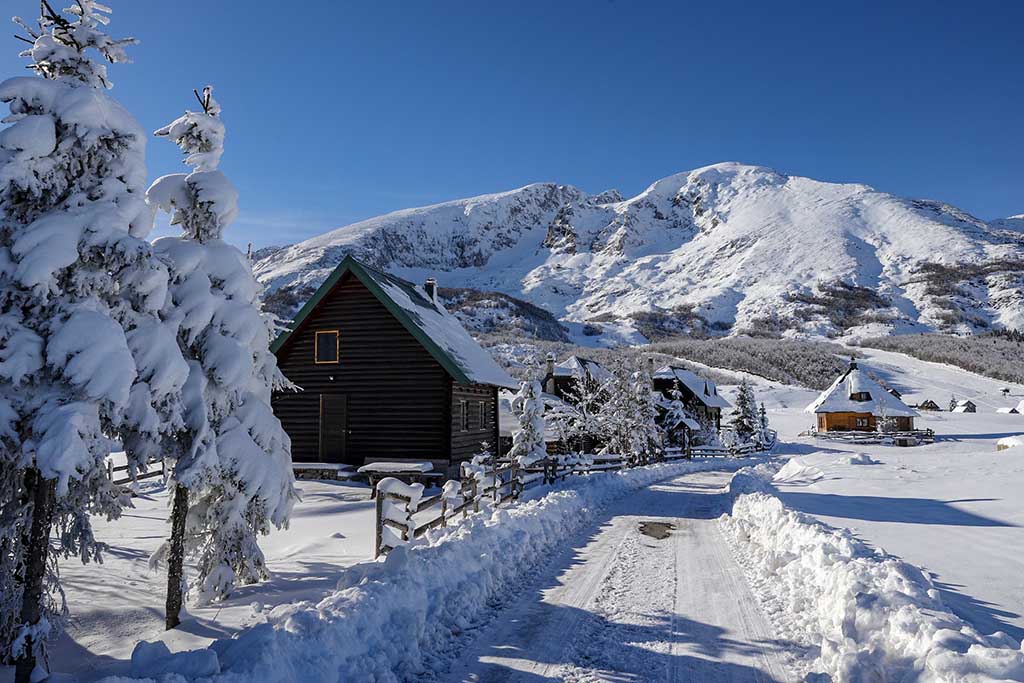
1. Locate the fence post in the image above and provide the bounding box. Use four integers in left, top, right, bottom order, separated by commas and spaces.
374, 486, 384, 559
107, 459, 113, 481
471, 478, 479, 514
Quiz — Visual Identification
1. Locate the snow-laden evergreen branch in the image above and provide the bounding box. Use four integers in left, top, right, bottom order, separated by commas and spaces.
0, 2, 187, 675
146, 88, 296, 608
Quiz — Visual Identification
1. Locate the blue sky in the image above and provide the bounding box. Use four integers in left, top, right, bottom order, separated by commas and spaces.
3, 1, 1021, 248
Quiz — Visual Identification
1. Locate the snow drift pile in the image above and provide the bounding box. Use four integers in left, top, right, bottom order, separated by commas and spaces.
720, 465, 1024, 682
119, 458, 753, 682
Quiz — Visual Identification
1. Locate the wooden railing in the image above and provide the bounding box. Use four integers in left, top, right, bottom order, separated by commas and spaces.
373, 435, 777, 557
106, 459, 166, 487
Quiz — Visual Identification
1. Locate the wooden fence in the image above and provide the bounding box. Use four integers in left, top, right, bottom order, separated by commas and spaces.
373, 434, 777, 557
810, 428, 934, 445
106, 459, 166, 487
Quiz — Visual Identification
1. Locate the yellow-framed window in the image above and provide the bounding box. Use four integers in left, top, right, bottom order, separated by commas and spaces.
314, 330, 340, 364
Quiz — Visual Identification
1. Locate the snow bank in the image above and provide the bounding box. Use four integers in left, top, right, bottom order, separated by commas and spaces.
844, 452, 879, 465
720, 466, 1024, 682
772, 458, 825, 485
117, 458, 754, 683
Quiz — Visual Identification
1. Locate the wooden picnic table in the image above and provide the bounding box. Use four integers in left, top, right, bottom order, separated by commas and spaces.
357, 462, 444, 498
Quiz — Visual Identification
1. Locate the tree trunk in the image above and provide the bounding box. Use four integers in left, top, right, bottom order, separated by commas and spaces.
14, 469, 56, 683
165, 483, 189, 630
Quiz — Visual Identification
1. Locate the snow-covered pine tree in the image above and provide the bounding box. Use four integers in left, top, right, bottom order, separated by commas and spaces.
729, 379, 758, 443
561, 369, 607, 454
596, 360, 633, 459
0, 3, 189, 679
662, 379, 693, 449
146, 87, 297, 616
509, 380, 548, 472
626, 360, 661, 465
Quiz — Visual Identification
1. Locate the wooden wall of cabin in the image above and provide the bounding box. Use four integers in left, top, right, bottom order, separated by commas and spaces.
818, 412, 876, 432
449, 382, 498, 475
272, 273, 449, 467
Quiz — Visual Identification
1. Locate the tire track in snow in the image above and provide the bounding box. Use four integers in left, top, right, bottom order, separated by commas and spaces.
443, 471, 797, 682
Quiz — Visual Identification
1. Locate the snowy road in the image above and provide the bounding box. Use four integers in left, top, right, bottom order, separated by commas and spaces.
444, 471, 795, 682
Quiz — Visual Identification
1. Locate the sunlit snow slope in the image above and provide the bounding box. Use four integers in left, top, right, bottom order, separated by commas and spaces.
255, 163, 1024, 338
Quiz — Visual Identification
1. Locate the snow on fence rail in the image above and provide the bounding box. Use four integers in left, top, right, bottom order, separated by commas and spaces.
373, 439, 774, 557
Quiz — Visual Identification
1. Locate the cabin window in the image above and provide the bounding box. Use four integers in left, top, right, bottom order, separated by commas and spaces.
477, 400, 487, 429
459, 400, 469, 431
314, 330, 340, 364
851, 391, 871, 402
855, 417, 870, 428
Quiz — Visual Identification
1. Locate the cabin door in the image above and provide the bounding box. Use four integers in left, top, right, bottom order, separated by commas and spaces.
319, 394, 348, 464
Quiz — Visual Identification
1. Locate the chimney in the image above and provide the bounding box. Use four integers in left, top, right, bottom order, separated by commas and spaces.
545, 353, 556, 394
424, 277, 437, 303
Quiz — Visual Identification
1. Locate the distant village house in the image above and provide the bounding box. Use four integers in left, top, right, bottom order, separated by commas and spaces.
808, 360, 918, 432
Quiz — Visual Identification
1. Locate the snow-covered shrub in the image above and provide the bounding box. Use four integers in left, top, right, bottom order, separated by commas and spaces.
0, 2, 189, 672
146, 87, 295, 608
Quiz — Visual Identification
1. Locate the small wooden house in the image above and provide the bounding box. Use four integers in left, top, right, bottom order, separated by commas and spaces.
270, 255, 518, 477
652, 365, 731, 431
917, 399, 941, 411
807, 360, 918, 432
952, 400, 977, 414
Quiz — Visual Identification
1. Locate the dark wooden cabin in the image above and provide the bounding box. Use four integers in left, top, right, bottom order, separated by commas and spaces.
652, 365, 731, 431
270, 255, 517, 478
540, 354, 612, 401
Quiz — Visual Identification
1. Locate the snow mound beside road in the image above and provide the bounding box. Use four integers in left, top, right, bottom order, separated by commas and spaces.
720, 467, 1024, 682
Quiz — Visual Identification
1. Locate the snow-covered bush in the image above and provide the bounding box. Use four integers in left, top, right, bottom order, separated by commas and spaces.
0, 3, 189, 675
146, 87, 295, 610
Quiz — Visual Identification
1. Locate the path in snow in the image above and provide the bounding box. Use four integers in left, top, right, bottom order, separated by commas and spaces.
444, 470, 797, 682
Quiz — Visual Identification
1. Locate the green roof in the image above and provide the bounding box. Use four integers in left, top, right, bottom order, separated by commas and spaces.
270, 255, 518, 389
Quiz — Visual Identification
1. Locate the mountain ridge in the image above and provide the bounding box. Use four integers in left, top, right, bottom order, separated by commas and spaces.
254, 163, 1024, 342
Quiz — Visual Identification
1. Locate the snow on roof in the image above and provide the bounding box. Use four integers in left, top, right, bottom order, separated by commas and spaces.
552, 355, 613, 383
1018, 399, 1024, 413
996, 407, 1019, 414
272, 256, 518, 389
806, 362, 918, 418
653, 365, 731, 409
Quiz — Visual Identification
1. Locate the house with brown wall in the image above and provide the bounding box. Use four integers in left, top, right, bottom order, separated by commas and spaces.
270, 255, 518, 477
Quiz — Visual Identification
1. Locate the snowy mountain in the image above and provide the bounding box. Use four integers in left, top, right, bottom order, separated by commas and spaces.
254, 163, 1024, 340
